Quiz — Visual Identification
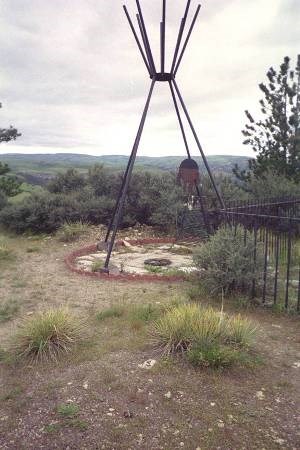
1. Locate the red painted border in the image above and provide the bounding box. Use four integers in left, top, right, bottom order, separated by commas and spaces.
64, 238, 187, 283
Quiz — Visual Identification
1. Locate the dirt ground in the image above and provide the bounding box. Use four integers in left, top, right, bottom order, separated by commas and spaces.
0, 227, 299, 450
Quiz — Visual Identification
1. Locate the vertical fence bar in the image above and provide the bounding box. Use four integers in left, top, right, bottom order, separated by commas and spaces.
297, 266, 300, 313
273, 233, 280, 305
251, 225, 258, 299
284, 220, 292, 310
262, 227, 268, 304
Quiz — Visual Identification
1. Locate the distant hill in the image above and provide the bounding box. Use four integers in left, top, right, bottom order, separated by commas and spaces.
0, 153, 249, 185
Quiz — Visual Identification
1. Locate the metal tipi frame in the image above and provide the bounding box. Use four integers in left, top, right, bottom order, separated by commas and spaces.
100, 0, 225, 273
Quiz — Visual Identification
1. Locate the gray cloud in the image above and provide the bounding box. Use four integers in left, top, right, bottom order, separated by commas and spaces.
0, 0, 299, 157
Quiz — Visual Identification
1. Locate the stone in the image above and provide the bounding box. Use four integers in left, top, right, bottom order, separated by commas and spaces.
138, 359, 156, 369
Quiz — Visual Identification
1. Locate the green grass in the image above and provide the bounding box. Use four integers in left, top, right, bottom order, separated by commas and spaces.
0, 300, 19, 323
56, 221, 89, 243
26, 246, 40, 253
91, 259, 104, 272
57, 403, 80, 417
96, 305, 125, 321
12, 308, 87, 363
150, 303, 258, 368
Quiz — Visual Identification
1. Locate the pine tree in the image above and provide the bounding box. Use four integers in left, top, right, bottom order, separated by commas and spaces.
234, 55, 300, 183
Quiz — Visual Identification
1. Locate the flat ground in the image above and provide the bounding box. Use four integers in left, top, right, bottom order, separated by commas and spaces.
0, 227, 299, 450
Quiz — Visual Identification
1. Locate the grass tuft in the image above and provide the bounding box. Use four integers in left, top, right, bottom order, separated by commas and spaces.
0, 238, 14, 262
56, 221, 89, 243
150, 303, 258, 368
225, 314, 258, 347
96, 305, 124, 321
57, 403, 79, 417
12, 308, 87, 363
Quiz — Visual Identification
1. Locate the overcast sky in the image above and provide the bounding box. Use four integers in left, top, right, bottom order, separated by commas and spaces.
0, 0, 299, 157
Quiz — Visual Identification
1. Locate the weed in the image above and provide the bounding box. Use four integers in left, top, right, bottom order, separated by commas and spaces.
0, 300, 19, 323
44, 423, 61, 433
57, 403, 79, 417
12, 308, 87, 363
56, 221, 89, 243
128, 303, 161, 331
96, 305, 124, 321
68, 419, 88, 430
144, 265, 163, 274
187, 343, 236, 368
91, 259, 104, 272
0, 386, 23, 401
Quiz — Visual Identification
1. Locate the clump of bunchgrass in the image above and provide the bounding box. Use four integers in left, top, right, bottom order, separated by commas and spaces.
0, 299, 19, 323
150, 304, 224, 354
12, 308, 87, 363
150, 303, 258, 368
56, 221, 89, 243
96, 304, 124, 321
225, 314, 258, 347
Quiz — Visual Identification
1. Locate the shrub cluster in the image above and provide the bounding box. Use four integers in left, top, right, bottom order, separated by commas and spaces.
193, 225, 264, 296
0, 167, 185, 234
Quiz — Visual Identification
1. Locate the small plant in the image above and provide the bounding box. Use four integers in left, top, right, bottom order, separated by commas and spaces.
57, 403, 80, 418
0, 238, 14, 262
56, 221, 89, 242
0, 300, 19, 323
12, 308, 86, 363
91, 259, 104, 272
144, 265, 163, 274
187, 343, 236, 368
193, 226, 264, 296
225, 314, 258, 347
96, 305, 124, 321
128, 303, 161, 331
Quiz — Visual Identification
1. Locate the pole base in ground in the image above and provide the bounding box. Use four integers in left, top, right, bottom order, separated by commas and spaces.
97, 241, 109, 251
99, 266, 110, 274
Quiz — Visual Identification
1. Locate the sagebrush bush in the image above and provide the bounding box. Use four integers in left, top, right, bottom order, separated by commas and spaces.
193, 225, 264, 296
12, 308, 86, 362
151, 303, 258, 367
56, 220, 89, 242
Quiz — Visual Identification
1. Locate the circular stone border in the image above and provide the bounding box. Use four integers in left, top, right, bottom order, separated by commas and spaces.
65, 238, 188, 283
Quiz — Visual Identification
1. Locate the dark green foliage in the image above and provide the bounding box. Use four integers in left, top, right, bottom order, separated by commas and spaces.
0, 175, 22, 197
0, 162, 10, 175
0, 190, 8, 210
187, 343, 236, 368
0, 102, 21, 144
193, 226, 264, 296
48, 169, 86, 193
0, 167, 184, 234
0, 192, 82, 233
235, 55, 300, 183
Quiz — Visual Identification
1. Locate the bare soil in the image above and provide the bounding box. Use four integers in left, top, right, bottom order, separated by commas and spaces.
0, 227, 299, 450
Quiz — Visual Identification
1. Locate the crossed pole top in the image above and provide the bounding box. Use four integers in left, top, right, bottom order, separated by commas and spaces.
123, 0, 201, 81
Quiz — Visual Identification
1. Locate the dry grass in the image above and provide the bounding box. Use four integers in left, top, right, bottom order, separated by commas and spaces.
11, 308, 87, 363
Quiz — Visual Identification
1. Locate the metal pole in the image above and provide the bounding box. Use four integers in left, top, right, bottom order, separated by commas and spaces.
168, 81, 190, 158
174, 5, 201, 77
172, 79, 225, 209
123, 5, 152, 76
136, 0, 156, 73
161, 0, 166, 73
137, 15, 155, 75
171, 0, 191, 74
103, 79, 156, 271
